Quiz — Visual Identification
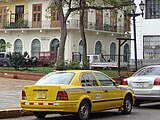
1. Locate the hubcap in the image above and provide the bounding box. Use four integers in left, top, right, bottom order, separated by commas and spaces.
80, 106, 88, 117
125, 99, 131, 111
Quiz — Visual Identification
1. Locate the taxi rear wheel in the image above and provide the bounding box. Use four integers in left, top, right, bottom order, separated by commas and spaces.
34, 112, 47, 119
121, 96, 132, 114
77, 100, 91, 120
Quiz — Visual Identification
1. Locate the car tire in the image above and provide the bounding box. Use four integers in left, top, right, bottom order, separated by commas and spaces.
77, 100, 90, 120
121, 96, 132, 115
34, 112, 47, 119
133, 100, 141, 107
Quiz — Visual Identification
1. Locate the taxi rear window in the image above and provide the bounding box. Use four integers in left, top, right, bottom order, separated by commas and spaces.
35, 72, 75, 85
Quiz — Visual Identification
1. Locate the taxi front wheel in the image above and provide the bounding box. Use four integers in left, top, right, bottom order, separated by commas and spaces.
121, 96, 132, 114
77, 100, 91, 120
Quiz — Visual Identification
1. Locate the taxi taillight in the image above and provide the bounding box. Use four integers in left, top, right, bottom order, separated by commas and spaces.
22, 90, 27, 100
56, 91, 68, 100
154, 77, 160, 85
122, 79, 128, 85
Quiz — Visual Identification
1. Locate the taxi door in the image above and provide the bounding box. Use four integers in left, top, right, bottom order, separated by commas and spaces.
93, 72, 123, 108
80, 72, 106, 111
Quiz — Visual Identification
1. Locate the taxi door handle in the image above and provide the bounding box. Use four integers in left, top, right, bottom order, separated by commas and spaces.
87, 91, 91, 93
104, 90, 108, 92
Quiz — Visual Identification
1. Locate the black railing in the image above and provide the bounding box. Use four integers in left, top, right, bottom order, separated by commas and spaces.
2, 19, 125, 33
102, 54, 129, 63
4, 21, 29, 29
72, 52, 130, 63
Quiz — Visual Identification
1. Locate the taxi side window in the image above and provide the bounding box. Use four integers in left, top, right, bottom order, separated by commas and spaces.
81, 73, 98, 86
94, 73, 114, 86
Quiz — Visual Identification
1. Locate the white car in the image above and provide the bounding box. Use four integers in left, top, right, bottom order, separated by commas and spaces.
122, 65, 160, 107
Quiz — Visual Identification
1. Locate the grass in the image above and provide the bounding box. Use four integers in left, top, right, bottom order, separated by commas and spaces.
0, 66, 54, 74
0, 66, 124, 77
100, 70, 120, 77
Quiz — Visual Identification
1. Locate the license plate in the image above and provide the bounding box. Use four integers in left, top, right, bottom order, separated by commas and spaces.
36, 91, 46, 99
132, 82, 148, 88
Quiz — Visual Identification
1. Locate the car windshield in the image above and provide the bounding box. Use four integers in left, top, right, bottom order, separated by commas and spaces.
35, 72, 75, 85
133, 67, 160, 76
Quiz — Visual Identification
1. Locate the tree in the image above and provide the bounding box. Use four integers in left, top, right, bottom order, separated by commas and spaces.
0, 42, 12, 52
79, 0, 88, 69
49, 0, 133, 69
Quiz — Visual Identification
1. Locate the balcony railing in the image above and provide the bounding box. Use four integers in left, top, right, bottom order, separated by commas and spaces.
1, 19, 125, 33
4, 21, 29, 29
67, 19, 124, 33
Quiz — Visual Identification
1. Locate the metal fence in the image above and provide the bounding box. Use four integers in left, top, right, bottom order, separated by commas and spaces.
2, 19, 125, 33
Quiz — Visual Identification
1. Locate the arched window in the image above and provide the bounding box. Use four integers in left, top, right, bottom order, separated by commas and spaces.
79, 40, 83, 55
95, 41, 102, 55
50, 39, 59, 57
31, 39, 41, 57
0, 39, 6, 52
110, 42, 116, 61
14, 39, 23, 53
123, 43, 130, 62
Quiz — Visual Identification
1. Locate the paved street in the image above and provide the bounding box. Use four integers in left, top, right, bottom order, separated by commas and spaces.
4, 102, 160, 120
0, 77, 35, 109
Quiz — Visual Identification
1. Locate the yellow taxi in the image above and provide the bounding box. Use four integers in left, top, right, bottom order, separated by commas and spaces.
21, 70, 135, 120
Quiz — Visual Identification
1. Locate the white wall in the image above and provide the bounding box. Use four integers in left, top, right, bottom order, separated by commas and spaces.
0, 29, 60, 55
143, 19, 160, 35
0, 28, 130, 61
130, 0, 144, 59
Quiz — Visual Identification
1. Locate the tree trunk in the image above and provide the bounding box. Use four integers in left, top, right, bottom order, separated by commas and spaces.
80, 0, 88, 69
55, 0, 67, 61
58, 22, 67, 60
54, 0, 68, 70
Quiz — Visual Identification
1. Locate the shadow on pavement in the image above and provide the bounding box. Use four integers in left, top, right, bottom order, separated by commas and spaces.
41, 110, 122, 120
139, 102, 160, 109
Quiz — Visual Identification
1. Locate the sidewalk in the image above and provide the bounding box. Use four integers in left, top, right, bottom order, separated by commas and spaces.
0, 77, 35, 119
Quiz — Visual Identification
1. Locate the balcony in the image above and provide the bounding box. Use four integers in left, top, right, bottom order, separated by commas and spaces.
1, 19, 125, 33
67, 19, 125, 33
1, 12, 29, 29
4, 21, 29, 29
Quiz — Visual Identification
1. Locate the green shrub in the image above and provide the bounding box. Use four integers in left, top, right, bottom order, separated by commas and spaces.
11, 52, 39, 70
53, 59, 81, 70
66, 61, 81, 70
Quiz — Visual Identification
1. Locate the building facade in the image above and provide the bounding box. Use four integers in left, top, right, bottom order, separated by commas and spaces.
133, 0, 160, 65
0, 0, 131, 64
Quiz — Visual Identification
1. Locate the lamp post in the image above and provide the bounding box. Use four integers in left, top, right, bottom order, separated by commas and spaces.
122, 0, 145, 71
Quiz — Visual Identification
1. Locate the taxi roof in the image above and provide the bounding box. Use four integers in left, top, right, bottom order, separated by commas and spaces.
50, 70, 101, 74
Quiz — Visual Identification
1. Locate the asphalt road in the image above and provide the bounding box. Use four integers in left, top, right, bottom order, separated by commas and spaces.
4, 102, 160, 120
0, 77, 35, 109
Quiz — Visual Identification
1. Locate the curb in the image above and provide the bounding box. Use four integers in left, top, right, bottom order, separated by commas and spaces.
0, 108, 33, 119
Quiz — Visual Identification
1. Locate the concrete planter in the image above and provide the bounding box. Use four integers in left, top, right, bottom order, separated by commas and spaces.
0, 71, 44, 80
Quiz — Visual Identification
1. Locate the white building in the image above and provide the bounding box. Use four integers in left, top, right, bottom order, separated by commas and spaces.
0, 0, 131, 65
133, 0, 160, 65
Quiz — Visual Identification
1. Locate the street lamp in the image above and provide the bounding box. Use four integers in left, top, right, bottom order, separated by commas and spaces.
122, 0, 145, 71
